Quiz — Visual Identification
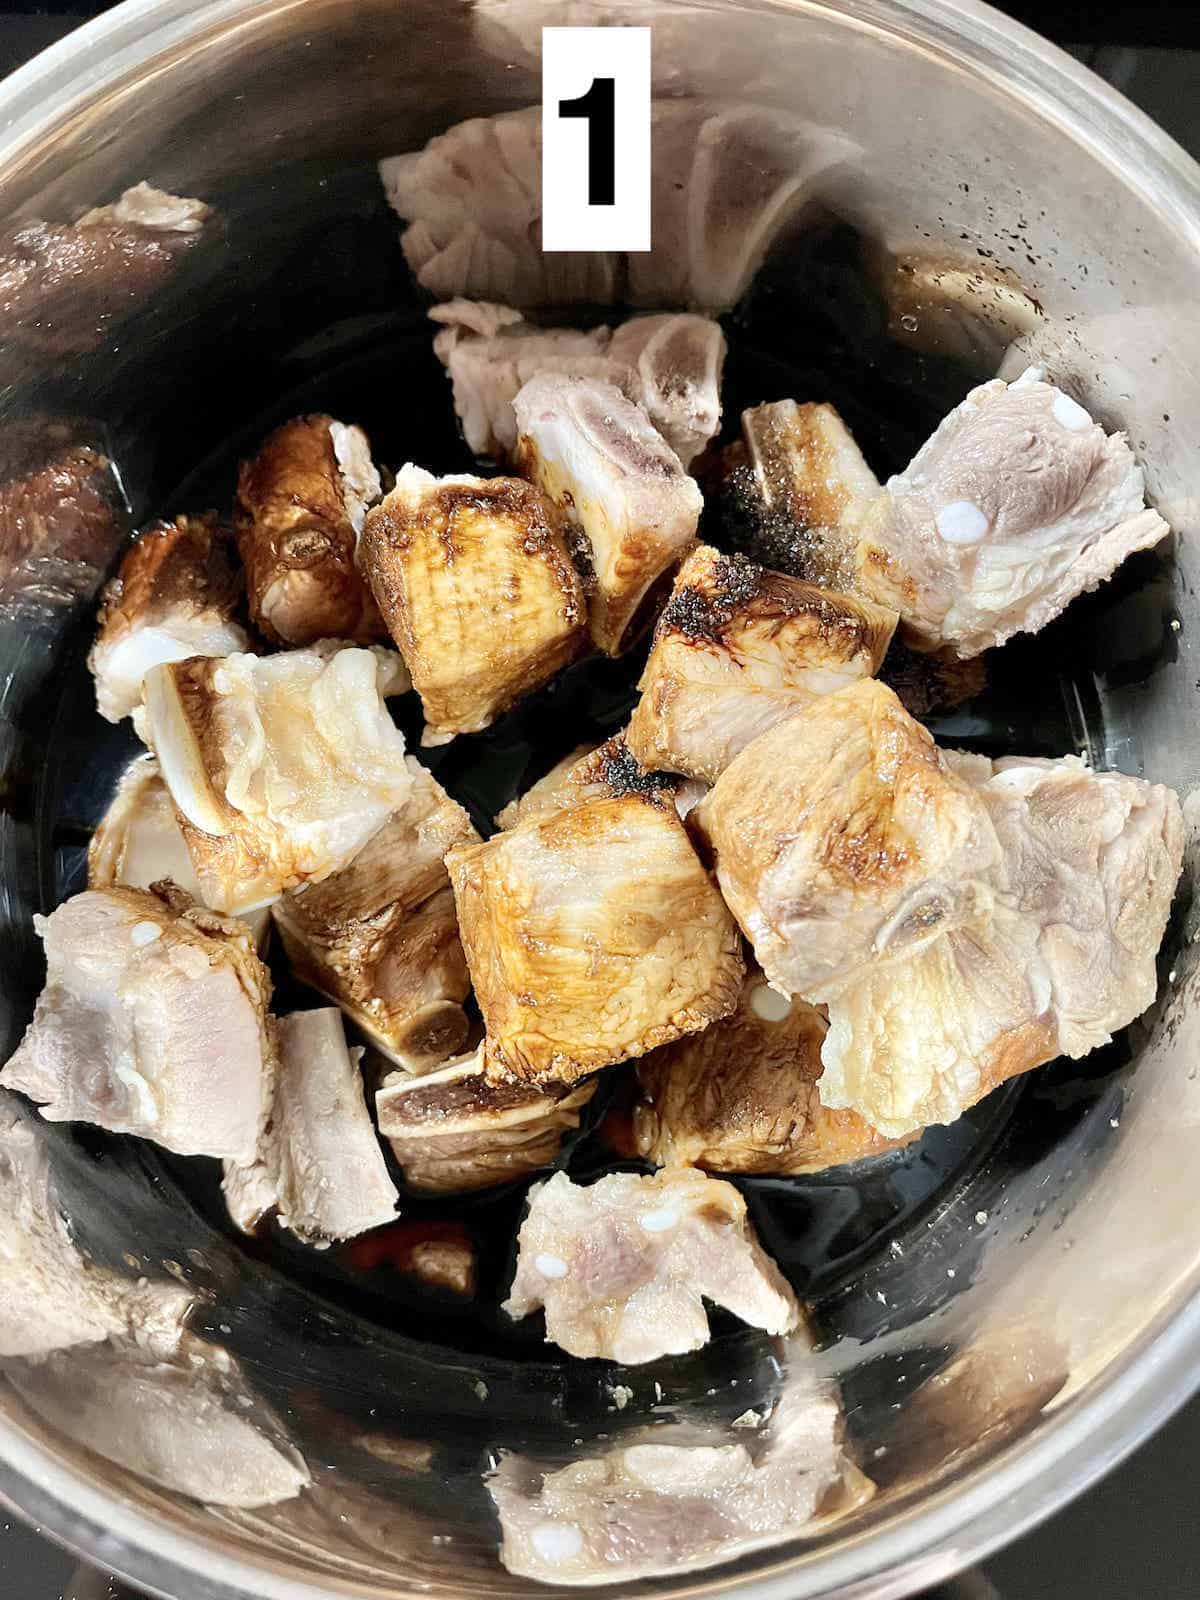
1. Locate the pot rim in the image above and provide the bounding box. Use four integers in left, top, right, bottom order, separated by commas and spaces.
2, 0, 1200, 1596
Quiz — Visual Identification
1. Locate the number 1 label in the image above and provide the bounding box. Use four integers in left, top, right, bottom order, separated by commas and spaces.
542, 27, 651, 253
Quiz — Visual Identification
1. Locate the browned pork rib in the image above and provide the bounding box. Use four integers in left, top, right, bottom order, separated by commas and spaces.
89, 512, 249, 734
635, 968, 911, 1174
856, 366, 1170, 657
272, 759, 477, 1070
626, 544, 896, 783
693, 679, 1000, 1001
376, 1045, 596, 1195
142, 642, 413, 912
503, 1168, 801, 1363
513, 374, 702, 656
496, 736, 683, 830
234, 415, 384, 646
224, 1008, 398, 1243
818, 753, 1184, 1137
359, 465, 587, 743
448, 792, 743, 1086
0, 886, 275, 1162
739, 400, 881, 591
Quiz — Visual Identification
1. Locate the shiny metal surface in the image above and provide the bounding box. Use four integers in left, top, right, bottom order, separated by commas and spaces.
2, 2, 1200, 1598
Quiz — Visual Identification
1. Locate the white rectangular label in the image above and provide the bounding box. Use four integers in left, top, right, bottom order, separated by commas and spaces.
541, 26, 651, 253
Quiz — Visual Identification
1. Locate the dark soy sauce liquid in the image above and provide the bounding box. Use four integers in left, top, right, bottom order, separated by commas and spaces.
32, 186, 1171, 1467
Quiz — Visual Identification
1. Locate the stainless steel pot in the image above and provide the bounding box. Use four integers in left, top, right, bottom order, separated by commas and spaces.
2, 2, 1199, 1597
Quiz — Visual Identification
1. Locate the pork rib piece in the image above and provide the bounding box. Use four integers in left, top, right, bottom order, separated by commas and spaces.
490, 1375, 873, 1584
693, 679, 1000, 1000
272, 758, 478, 1070
224, 1008, 398, 1243
1, 886, 275, 1162
359, 465, 587, 743
817, 751, 1184, 1137
0, 1087, 194, 1358
88, 754, 269, 947
496, 735, 684, 830
626, 544, 896, 783
448, 792, 743, 1085
11, 1339, 309, 1509
504, 1168, 801, 1364
89, 512, 250, 733
376, 1044, 596, 1195
430, 301, 725, 467
143, 642, 413, 912
234, 415, 384, 646
856, 367, 1170, 657
739, 400, 881, 590
635, 968, 911, 1175
513, 374, 703, 656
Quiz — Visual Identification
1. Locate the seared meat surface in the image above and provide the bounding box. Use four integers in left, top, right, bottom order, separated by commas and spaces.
504, 1168, 801, 1363
448, 792, 743, 1085
857, 366, 1170, 656
360, 465, 587, 742
143, 642, 413, 912
89, 512, 249, 732
234, 414, 383, 645
626, 544, 896, 782
224, 1008, 398, 1244
740, 400, 881, 591
496, 735, 683, 830
693, 679, 999, 999
273, 758, 477, 1069
513, 373, 703, 655
635, 969, 910, 1174
376, 1045, 596, 1195
1, 886, 275, 1162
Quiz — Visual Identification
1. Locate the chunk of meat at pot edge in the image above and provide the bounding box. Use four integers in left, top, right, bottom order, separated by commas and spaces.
504, 1168, 802, 1364
0, 885, 274, 1163
855, 365, 1170, 657
447, 791, 744, 1086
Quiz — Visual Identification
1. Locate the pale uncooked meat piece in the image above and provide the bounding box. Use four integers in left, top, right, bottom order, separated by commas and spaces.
448, 792, 743, 1085
626, 544, 896, 783
10, 1340, 309, 1509
1, 885, 275, 1162
380, 108, 619, 307
635, 968, 911, 1174
490, 1374, 873, 1584
88, 512, 249, 732
495, 735, 683, 829
88, 754, 269, 946
376, 1044, 596, 1195
273, 757, 477, 1069
143, 642, 413, 912
234, 414, 384, 646
0, 1087, 193, 1358
856, 367, 1170, 657
504, 1168, 801, 1363
514, 374, 702, 655
224, 1008, 398, 1243
693, 679, 1000, 1000
359, 465, 587, 742
740, 401, 882, 591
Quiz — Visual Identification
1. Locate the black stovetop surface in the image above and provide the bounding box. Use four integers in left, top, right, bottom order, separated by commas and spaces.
1, 8, 1199, 1600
